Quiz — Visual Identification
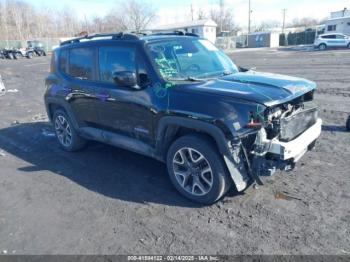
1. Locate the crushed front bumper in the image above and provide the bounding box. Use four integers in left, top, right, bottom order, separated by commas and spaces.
268, 118, 322, 162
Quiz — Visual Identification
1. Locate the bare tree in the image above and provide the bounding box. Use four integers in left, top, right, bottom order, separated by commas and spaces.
210, 0, 238, 35
117, 0, 156, 32
288, 17, 320, 28
255, 20, 280, 32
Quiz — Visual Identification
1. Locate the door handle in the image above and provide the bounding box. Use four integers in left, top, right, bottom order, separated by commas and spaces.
63, 86, 72, 93
96, 92, 110, 101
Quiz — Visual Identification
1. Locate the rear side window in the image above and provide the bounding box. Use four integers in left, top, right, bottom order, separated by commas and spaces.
336, 35, 345, 39
59, 49, 68, 73
68, 48, 94, 80
98, 46, 135, 83
50, 51, 56, 73
322, 35, 336, 39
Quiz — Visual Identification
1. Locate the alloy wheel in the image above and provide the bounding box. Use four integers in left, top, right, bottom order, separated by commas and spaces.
54, 115, 72, 147
172, 147, 213, 196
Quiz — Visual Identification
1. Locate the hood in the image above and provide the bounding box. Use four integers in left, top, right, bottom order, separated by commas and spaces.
191, 71, 316, 107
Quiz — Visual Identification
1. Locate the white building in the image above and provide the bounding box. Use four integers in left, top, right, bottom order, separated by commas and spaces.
324, 8, 350, 36
151, 19, 217, 43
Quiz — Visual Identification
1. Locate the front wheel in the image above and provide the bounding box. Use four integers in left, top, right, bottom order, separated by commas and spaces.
167, 135, 232, 204
53, 109, 86, 152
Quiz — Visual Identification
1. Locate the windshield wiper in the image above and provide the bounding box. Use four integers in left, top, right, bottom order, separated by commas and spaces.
168, 76, 204, 82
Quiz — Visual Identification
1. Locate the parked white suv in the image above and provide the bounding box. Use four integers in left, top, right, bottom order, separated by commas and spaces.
314, 33, 350, 50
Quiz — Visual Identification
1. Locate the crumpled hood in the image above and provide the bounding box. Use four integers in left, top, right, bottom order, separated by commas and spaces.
193, 71, 316, 107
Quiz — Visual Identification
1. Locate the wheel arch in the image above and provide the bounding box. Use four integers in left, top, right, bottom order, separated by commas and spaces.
45, 98, 79, 130
155, 116, 232, 161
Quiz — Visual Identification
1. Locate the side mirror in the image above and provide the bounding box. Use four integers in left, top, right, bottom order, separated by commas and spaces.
112, 71, 139, 89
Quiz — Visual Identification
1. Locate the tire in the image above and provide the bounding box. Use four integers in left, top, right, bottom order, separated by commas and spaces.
7, 53, 14, 60
42, 51, 46, 56
347, 43, 350, 49
346, 115, 350, 131
14, 53, 20, 59
166, 134, 232, 204
319, 43, 327, 51
52, 109, 86, 152
27, 52, 33, 59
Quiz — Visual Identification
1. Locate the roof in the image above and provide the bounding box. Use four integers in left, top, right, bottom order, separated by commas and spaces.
325, 16, 350, 22
152, 19, 217, 31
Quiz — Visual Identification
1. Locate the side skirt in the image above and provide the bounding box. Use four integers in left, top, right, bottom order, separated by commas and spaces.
79, 127, 163, 162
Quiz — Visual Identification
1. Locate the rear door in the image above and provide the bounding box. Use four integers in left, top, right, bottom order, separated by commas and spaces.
59, 47, 99, 126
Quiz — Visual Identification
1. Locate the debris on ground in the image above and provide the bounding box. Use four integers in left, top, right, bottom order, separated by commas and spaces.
6, 89, 19, 93
274, 191, 302, 201
32, 113, 47, 121
11, 120, 20, 126
0, 75, 5, 96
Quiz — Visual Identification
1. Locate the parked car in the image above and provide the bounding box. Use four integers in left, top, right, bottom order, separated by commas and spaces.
0, 49, 16, 59
27, 40, 46, 56
45, 32, 322, 204
314, 33, 350, 50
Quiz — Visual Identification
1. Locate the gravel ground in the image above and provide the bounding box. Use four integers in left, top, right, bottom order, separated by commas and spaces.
0, 49, 349, 255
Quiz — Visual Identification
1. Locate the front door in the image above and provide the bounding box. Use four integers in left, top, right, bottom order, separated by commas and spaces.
94, 45, 154, 144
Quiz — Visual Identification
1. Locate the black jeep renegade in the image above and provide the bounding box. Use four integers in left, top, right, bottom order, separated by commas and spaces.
45, 32, 322, 204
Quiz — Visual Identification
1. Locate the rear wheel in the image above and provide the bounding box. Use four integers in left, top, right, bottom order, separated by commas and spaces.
167, 135, 232, 204
347, 43, 350, 49
319, 43, 327, 51
53, 109, 86, 152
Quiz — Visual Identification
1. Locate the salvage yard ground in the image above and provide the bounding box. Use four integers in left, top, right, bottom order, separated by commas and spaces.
0, 49, 349, 254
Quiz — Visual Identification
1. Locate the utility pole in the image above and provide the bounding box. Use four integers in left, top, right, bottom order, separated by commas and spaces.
282, 8, 287, 33
248, 0, 251, 33
190, 4, 194, 21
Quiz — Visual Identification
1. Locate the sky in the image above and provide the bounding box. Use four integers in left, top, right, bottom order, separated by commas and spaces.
30, 0, 350, 29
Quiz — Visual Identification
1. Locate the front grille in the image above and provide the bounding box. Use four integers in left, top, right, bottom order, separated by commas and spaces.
280, 107, 318, 142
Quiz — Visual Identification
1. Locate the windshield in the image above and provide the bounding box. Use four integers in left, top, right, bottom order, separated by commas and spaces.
147, 38, 238, 81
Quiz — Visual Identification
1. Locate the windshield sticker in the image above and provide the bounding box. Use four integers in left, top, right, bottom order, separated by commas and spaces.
155, 58, 178, 78
199, 39, 218, 51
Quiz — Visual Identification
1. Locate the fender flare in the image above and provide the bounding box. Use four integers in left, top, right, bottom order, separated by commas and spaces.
45, 97, 80, 130
156, 116, 232, 158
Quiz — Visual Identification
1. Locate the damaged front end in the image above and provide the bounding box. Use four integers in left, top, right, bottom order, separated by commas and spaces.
231, 91, 322, 187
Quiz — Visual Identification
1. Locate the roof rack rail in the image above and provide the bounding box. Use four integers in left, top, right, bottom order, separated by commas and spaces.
151, 31, 199, 37
60, 32, 140, 46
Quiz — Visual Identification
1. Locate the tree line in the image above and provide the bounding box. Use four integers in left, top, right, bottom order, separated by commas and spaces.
0, 0, 157, 40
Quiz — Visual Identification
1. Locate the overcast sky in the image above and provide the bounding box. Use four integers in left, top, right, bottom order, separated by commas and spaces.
31, 0, 350, 28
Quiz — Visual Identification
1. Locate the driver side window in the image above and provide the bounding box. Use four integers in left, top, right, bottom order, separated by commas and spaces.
98, 46, 136, 83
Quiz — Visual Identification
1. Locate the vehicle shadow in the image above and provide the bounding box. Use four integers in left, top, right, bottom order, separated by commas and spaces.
0, 122, 241, 207
322, 124, 348, 133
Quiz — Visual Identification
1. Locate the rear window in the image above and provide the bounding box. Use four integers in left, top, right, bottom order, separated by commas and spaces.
68, 48, 94, 80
